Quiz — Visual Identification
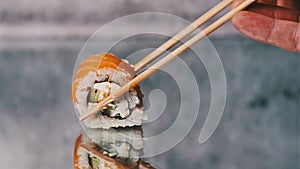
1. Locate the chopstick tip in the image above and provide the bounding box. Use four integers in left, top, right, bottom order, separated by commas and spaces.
79, 96, 114, 121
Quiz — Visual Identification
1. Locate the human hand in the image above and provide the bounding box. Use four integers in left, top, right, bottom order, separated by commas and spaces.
232, 0, 299, 52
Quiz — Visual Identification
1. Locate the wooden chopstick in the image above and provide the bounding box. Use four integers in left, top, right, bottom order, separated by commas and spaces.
80, 0, 256, 121
133, 0, 234, 73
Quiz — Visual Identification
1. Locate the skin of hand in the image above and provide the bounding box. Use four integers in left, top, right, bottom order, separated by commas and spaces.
232, 0, 300, 52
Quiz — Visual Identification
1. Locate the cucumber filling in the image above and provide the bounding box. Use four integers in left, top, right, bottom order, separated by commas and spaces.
88, 156, 100, 169
87, 82, 130, 118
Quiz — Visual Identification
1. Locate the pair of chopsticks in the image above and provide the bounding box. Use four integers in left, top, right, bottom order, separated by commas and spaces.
80, 0, 256, 120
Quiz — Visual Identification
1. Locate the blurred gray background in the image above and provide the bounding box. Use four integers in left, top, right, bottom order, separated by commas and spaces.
0, 0, 299, 169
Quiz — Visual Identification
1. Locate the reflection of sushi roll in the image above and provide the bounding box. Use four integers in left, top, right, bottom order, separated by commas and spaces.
86, 127, 144, 162
72, 53, 144, 129
74, 127, 144, 169
74, 134, 133, 169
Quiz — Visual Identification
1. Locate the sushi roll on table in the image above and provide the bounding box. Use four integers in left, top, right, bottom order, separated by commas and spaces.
72, 53, 144, 129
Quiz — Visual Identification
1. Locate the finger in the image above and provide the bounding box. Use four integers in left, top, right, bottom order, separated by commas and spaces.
232, 11, 300, 52
247, 4, 299, 21
232, 0, 300, 10
256, 0, 300, 10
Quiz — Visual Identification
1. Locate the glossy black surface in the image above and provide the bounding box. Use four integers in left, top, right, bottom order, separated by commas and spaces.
0, 37, 298, 169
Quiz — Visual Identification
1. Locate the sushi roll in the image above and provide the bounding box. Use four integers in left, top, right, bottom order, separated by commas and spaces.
72, 53, 144, 129
73, 127, 144, 169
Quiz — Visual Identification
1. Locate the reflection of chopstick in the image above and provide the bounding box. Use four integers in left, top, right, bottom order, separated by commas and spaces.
81, 143, 130, 169
81, 143, 155, 169
81, 143, 156, 169
139, 160, 156, 169
80, 0, 256, 121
